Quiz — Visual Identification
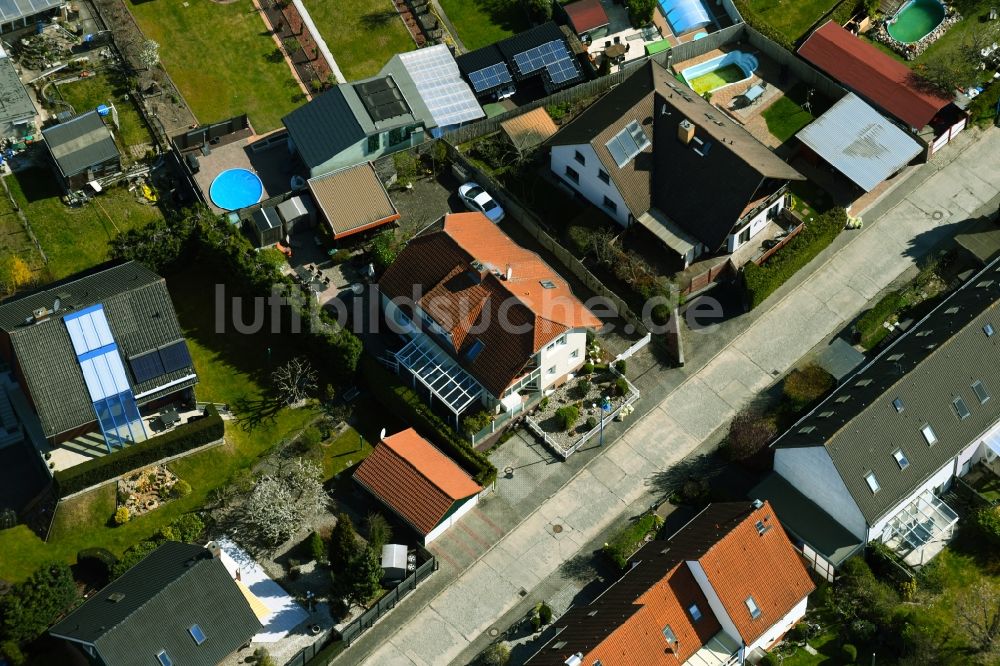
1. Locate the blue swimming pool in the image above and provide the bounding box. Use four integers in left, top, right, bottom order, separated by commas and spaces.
210, 168, 263, 211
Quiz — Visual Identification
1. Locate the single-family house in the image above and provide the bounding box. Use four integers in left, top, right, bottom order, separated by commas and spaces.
795, 92, 923, 194
0, 261, 198, 448
548, 60, 804, 268
769, 261, 1000, 568
0, 46, 36, 142
283, 44, 483, 178
308, 161, 400, 242
49, 541, 264, 666
798, 21, 966, 157
378, 212, 601, 425
563, 0, 610, 41
354, 428, 483, 544
42, 109, 121, 191
525, 501, 815, 665
456, 22, 585, 103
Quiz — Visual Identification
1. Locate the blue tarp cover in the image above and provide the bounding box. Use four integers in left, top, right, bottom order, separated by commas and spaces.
659, 0, 711, 35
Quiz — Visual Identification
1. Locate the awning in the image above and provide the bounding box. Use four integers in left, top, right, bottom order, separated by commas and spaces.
396, 335, 484, 420
638, 209, 697, 257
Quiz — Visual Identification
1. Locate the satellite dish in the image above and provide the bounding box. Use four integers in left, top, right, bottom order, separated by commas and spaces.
380, 428, 387, 441
53, 298, 61, 312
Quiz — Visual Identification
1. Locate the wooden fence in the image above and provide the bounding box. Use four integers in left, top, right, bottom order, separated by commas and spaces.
753, 222, 804, 266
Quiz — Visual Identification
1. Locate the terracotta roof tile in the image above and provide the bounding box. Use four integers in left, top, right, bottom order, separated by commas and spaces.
378, 213, 600, 396
353, 428, 481, 535
799, 21, 950, 129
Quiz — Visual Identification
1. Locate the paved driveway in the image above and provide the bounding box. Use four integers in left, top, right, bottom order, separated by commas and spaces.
340, 127, 1000, 665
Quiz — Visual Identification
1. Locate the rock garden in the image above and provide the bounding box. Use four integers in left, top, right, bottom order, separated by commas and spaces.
115, 465, 189, 521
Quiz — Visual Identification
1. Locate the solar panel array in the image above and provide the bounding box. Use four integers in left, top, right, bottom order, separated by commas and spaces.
159, 340, 194, 374
0, 0, 62, 23
128, 340, 193, 386
398, 45, 485, 127
547, 59, 579, 85
605, 120, 651, 168
129, 351, 165, 385
468, 63, 513, 93
511, 39, 580, 87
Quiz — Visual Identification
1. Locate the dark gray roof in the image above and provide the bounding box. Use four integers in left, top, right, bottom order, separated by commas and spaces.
549, 61, 803, 251
50, 542, 261, 666
0, 262, 196, 438
774, 262, 1000, 524
282, 88, 366, 169
42, 110, 120, 179
0, 55, 36, 125
751, 473, 863, 566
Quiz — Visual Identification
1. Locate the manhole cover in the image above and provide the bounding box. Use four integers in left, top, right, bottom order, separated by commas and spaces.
489, 628, 500, 637
519, 588, 528, 597
552, 524, 563, 533
932, 211, 944, 221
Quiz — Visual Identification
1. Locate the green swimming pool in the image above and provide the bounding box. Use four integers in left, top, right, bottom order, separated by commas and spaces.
887, 0, 945, 44
689, 64, 746, 95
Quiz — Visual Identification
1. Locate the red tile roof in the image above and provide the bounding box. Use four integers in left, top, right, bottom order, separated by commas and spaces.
564, 0, 609, 34
525, 502, 815, 665
379, 212, 601, 396
353, 429, 482, 535
798, 21, 951, 129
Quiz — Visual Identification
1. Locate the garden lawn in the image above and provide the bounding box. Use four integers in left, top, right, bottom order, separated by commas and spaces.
912, 0, 999, 72
0, 265, 323, 583
738, 0, 841, 45
439, 0, 531, 50
56, 72, 153, 157
303, 0, 415, 81
762, 94, 814, 143
128, 0, 300, 131
6, 169, 164, 281
0, 190, 43, 276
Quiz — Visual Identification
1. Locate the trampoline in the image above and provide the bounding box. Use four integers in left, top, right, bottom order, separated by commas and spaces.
210, 168, 263, 211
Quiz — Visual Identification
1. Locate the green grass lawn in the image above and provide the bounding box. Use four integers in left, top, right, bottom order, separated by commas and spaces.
303, 0, 415, 81
740, 0, 841, 45
779, 628, 841, 665
912, 0, 999, 73
439, 0, 531, 50
762, 95, 814, 143
0, 266, 323, 582
56, 72, 153, 158
128, 0, 300, 131
6, 168, 164, 281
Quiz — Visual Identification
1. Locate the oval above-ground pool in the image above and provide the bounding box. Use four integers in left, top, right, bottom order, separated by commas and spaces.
887, 0, 946, 44
210, 168, 263, 211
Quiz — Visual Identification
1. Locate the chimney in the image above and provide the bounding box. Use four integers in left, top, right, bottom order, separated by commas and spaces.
505, 264, 512, 281
206, 541, 222, 559
677, 119, 695, 145
31, 306, 50, 324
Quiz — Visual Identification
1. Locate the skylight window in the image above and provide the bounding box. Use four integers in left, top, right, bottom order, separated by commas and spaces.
953, 397, 971, 420
973, 381, 990, 404
746, 596, 761, 619
893, 449, 909, 470
663, 624, 678, 643
688, 603, 702, 621
157, 651, 173, 666
921, 424, 937, 446
540, 280, 556, 289
798, 426, 816, 435
818, 411, 834, 418
865, 472, 880, 493
856, 379, 872, 387
465, 339, 485, 361
888, 353, 903, 361
835, 395, 851, 404
892, 398, 904, 413
189, 624, 206, 646
985, 323, 995, 337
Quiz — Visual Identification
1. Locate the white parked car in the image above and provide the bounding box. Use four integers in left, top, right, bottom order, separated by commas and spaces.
458, 182, 505, 223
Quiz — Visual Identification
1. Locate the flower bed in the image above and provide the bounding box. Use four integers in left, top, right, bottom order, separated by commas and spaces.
871, 7, 962, 60
532, 369, 629, 451
116, 465, 181, 519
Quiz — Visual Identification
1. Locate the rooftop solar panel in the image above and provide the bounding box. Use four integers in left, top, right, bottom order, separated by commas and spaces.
158, 340, 193, 374
546, 59, 579, 85
468, 63, 513, 93
129, 351, 165, 385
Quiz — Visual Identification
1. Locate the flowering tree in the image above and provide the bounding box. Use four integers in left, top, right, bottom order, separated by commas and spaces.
139, 39, 160, 69
234, 459, 327, 553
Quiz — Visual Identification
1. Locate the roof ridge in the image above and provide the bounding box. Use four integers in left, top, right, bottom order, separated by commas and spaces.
383, 434, 477, 499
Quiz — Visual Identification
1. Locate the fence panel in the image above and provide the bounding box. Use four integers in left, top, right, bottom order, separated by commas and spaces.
668, 23, 746, 63
744, 26, 846, 102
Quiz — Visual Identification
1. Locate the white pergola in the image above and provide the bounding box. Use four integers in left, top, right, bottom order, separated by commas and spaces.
396, 336, 484, 426
884, 489, 959, 563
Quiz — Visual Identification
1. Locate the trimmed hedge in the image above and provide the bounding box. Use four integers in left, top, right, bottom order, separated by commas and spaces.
603, 513, 661, 569
969, 80, 1000, 128
360, 356, 497, 486
54, 405, 223, 496
743, 208, 846, 308
855, 290, 906, 349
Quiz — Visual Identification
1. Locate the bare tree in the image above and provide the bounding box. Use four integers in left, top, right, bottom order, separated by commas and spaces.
956, 580, 1000, 657
272, 357, 317, 406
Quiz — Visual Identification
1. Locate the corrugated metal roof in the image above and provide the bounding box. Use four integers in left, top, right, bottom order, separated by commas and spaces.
42, 111, 119, 179
308, 162, 398, 239
500, 107, 558, 152
797, 93, 921, 192
0, 55, 35, 124
775, 264, 1000, 524
50, 542, 261, 666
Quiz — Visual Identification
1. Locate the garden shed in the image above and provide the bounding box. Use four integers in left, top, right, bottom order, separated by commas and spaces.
276, 195, 315, 235
250, 206, 283, 247
380, 543, 409, 581
42, 109, 121, 191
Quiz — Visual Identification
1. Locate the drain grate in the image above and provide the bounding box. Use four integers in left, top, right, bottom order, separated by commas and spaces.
552, 524, 563, 533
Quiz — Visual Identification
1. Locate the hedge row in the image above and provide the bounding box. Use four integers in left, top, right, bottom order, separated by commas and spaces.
743, 208, 846, 308
855, 290, 906, 349
732, 0, 795, 51
603, 513, 661, 570
360, 356, 497, 486
969, 80, 1000, 127
54, 405, 224, 496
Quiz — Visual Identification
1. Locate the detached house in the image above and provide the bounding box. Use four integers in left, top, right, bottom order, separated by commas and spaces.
378, 212, 601, 426
768, 262, 1000, 568
0, 262, 197, 447
525, 501, 815, 665
548, 60, 804, 268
